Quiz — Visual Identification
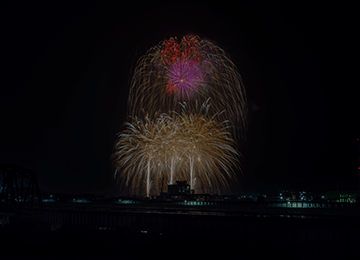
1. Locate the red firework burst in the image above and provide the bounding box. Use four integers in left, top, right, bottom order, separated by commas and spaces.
159, 35, 201, 65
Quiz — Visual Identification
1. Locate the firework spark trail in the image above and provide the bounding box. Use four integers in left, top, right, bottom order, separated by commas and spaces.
112, 113, 185, 196
112, 101, 240, 196
127, 35, 247, 143
167, 100, 240, 194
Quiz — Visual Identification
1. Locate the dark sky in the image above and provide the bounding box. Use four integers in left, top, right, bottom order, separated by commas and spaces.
0, 2, 349, 194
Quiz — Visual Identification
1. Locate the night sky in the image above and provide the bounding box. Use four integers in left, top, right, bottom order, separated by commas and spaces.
1, 2, 349, 195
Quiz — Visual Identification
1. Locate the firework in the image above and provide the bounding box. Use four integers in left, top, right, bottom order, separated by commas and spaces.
166, 99, 240, 194
111, 114, 175, 197
166, 59, 205, 99
113, 35, 247, 197
112, 100, 239, 196
127, 35, 248, 142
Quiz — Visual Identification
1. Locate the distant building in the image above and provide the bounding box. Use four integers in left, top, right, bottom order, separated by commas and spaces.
168, 181, 190, 195
290, 190, 311, 201
192, 194, 214, 201
237, 190, 260, 200
277, 190, 292, 201
339, 189, 360, 203
167, 181, 191, 201
309, 190, 326, 201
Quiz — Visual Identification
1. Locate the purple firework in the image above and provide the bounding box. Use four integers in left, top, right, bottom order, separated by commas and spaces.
166, 59, 205, 99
